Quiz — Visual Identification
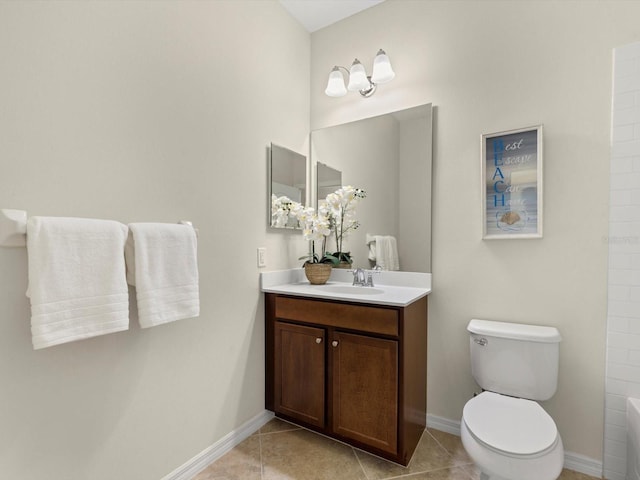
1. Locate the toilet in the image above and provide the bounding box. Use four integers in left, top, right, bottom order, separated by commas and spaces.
460, 319, 564, 480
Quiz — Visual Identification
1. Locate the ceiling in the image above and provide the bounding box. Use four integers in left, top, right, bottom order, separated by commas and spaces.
278, 0, 385, 33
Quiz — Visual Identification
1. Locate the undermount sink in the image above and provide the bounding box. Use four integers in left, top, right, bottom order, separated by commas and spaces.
320, 285, 385, 295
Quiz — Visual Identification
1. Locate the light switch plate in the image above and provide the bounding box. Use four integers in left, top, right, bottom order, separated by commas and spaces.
257, 247, 267, 268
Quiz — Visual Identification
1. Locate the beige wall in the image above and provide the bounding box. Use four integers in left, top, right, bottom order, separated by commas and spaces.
3, 1, 640, 477
0, 1, 308, 479
311, 0, 640, 461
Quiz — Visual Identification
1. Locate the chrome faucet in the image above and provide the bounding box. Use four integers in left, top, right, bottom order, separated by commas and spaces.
366, 265, 383, 287
351, 268, 367, 286
351, 267, 382, 287
366, 271, 375, 287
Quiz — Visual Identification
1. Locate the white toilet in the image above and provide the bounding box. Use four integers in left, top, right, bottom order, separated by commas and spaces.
460, 319, 564, 480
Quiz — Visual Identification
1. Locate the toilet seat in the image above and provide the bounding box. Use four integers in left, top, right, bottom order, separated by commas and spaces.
463, 391, 559, 457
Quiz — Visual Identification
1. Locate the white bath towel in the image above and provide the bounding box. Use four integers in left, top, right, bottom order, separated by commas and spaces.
26, 217, 129, 350
125, 223, 199, 328
368, 234, 400, 271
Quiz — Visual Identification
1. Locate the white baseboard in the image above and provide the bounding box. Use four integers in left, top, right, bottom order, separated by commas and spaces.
162, 411, 603, 480
161, 410, 274, 480
427, 413, 462, 436
564, 451, 604, 478
426, 414, 603, 478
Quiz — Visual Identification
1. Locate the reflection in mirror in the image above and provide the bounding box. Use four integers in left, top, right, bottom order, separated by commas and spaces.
317, 162, 342, 204
269, 143, 307, 229
311, 104, 433, 272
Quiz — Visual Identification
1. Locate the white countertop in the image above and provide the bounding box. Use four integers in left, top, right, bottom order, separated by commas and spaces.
260, 268, 431, 307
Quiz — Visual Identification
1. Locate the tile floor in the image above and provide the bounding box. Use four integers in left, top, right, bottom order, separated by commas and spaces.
192, 418, 602, 480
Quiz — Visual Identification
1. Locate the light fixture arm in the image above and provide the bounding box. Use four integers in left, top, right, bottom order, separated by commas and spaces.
359, 76, 377, 98
333, 65, 350, 75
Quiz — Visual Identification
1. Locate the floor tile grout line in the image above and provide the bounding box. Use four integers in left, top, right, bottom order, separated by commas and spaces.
424, 428, 448, 455
380, 464, 473, 480
406, 429, 430, 469
425, 429, 478, 475
369, 429, 467, 480
193, 419, 598, 480
424, 429, 470, 466
260, 419, 420, 479
350, 446, 372, 480
261, 421, 452, 480
259, 427, 301, 436
257, 420, 486, 480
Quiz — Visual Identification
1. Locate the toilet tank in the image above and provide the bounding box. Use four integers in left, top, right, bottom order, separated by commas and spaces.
468, 319, 562, 401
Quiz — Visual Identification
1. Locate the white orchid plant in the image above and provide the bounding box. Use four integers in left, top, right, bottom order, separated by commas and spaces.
296, 205, 332, 264
271, 194, 303, 229
323, 185, 366, 265
296, 185, 366, 266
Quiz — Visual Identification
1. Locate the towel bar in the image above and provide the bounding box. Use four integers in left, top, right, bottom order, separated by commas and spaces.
0, 209, 27, 247
0, 209, 198, 248
178, 220, 200, 237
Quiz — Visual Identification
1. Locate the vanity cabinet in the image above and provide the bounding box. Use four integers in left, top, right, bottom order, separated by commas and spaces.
274, 321, 325, 428
331, 330, 399, 454
265, 293, 427, 466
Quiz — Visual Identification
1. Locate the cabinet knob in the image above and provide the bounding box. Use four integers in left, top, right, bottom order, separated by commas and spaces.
332, 340, 339, 347
316, 337, 322, 344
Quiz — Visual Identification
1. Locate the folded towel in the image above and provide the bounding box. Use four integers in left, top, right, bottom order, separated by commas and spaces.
371, 235, 400, 271
125, 223, 199, 328
26, 217, 129, 350
366, 233, 377, 261
376, 235, 400, 271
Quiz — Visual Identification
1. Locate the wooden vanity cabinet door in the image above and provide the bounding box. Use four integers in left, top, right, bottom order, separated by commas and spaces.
274, 321, 326, 428
331, 331, 398, 455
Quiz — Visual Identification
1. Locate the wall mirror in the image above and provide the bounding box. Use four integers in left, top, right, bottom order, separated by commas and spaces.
310, 103, 433, 272
317, 162, 342, 204
269, 143, 307, 229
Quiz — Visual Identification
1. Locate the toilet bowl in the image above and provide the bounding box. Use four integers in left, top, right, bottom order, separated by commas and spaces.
461, 319, 564, 480
461, 392, 564, 480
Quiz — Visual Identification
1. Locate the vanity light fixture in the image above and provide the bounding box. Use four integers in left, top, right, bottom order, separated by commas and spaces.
324, 49, 395, 98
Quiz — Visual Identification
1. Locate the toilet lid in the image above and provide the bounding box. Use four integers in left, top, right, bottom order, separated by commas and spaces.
463, 391, 558, 456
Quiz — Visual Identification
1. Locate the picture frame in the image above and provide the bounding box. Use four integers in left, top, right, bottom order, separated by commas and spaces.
481, 125, 543, 239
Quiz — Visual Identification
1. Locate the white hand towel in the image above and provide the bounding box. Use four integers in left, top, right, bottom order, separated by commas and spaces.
125, 223, 199, 328
365, 233, 377, 262
375, 235, 400, 271
26, 217, 129, 350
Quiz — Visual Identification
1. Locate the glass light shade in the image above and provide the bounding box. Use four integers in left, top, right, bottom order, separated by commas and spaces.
325, 67, 347, 97
347, 59, 370, 91
371, 49, 395, 84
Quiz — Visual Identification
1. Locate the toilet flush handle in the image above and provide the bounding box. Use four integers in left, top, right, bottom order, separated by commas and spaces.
474, 337, 488, 346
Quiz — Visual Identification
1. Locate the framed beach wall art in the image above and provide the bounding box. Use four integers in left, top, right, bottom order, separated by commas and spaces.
481, 125, 543, 239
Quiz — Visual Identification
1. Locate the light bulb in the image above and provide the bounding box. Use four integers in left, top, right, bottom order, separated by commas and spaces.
371, 49, 395, 84
325, 67, 347, 97
347, 59, 370, 91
